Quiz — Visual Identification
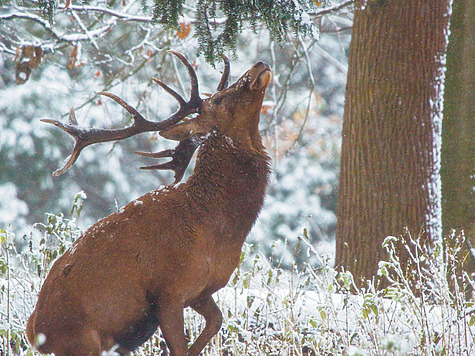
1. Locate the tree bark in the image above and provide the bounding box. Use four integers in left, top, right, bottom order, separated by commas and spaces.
335, 0, 452, 285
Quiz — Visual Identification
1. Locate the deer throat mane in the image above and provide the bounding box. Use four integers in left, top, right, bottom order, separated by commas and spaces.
186, 132, 270, 215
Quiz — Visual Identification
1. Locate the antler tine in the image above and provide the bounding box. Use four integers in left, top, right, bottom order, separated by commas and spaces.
41, 116, 89, 176
168, 50, 201, 106
41, 108, 87, 176
52, 144, 85, 176
217, 54, 230, 91
152, 78, 186, 107
97, 92, 148, 123
136, 138, 199, 183
42, 98, 160, 176
135, 149, 173, 159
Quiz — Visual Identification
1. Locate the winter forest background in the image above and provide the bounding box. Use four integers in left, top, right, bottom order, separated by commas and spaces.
1, 0, 474, 354
1, 0, 350, 265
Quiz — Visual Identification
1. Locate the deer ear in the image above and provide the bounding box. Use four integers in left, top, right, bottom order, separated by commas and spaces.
159, 120, 204, 141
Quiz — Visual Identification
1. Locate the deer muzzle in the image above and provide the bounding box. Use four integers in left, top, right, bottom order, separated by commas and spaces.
249, 62, 272, 90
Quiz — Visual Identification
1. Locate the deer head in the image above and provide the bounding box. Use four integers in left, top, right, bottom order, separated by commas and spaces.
160, 61, 271, 148
43, 51, 271, 183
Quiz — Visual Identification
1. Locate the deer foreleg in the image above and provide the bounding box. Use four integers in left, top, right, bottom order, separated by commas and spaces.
157, 304, 187, 356
187, 296, 223, 356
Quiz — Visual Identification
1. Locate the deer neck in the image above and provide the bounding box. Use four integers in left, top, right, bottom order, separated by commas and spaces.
186, 132, 270, 235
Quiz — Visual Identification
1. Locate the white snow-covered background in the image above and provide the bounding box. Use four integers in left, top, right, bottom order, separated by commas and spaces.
0, 13, 349, 268
1, 1, 473, 355
2, 219, 473, 355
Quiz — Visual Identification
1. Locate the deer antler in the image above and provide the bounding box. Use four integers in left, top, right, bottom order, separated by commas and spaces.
217, 54, 230, 91
136, 138, 200, 183
42, 51, 203, 177
133, 55, 230, 183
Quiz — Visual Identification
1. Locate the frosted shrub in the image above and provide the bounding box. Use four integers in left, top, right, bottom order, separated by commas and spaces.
376, 233, 474, 355
1, 198, 473, 355
153, 232, 473, 355
178, 233, 473, 356
0, 193, 84, 355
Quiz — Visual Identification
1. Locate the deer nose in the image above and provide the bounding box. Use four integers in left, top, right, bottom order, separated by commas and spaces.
254, 62, 271, 71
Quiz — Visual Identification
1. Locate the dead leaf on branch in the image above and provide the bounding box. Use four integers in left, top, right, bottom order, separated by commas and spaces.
14, 45, 44, 84
68, 45, 78, 69
177, 15, 191, 40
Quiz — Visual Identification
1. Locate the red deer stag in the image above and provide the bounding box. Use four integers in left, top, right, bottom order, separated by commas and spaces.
26, 52, 272, 356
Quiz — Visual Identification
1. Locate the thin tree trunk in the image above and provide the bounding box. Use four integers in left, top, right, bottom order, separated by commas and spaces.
335, 0, 452, 285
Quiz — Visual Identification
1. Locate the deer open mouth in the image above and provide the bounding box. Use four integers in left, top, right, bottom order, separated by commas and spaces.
249, 63, 272, 90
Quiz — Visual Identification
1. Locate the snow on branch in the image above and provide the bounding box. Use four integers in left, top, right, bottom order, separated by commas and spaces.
0, 0, 354, 61
308, 0, 354, 17
0, 10, 112, 43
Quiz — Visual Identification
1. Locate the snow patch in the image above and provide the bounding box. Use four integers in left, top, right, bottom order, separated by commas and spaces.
70, 245, 77, 255
225, 136, 235, 147
425, 2, 452, 242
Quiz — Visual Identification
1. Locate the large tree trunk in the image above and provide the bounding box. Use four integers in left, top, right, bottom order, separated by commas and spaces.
441, 0, 474, 241
441, 0, 475, 280
335, 0, 452, 285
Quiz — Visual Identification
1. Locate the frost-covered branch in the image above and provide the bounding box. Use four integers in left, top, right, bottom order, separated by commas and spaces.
0, 42, 15, 55
0, 4, 228, 24
70, 10, 99, 49
309, 0, 355, 17
0, 1, 354, 62
0, 10, 112, 43
59, 4, 151, 23
315, 44, 348, 73
0, 11, 61, 40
